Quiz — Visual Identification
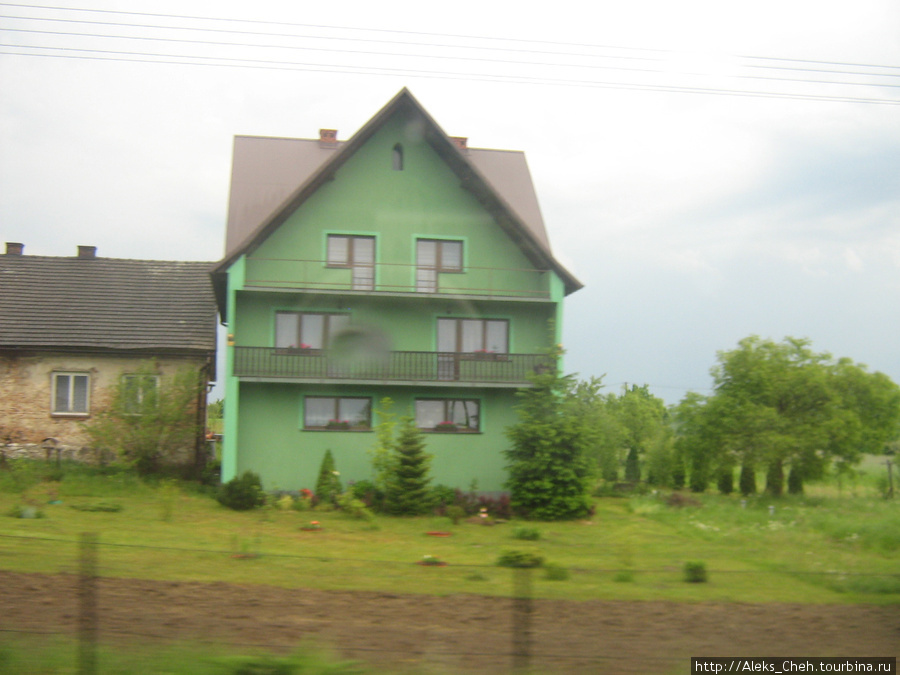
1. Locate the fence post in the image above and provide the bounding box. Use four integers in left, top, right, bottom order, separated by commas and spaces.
78, 532, 98, 675
511, 567, 533, 673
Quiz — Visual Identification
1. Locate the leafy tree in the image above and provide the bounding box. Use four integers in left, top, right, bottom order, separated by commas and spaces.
315, 449, 343, 505
83, 362, 205, 475
569, 377, 623, 482
384, 417, 432, 515
676, 336, 900, 495
504, 345, 594, 520
368, 397, 398, 502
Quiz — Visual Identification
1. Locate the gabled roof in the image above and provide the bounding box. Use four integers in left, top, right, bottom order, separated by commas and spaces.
212, 88, 582, 302
0, 254, 217, 354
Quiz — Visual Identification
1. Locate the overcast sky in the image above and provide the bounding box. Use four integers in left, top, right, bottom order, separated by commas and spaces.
2, 0, 899, 404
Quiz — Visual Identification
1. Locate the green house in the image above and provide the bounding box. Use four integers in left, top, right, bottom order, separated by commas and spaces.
211, 89, 581, 492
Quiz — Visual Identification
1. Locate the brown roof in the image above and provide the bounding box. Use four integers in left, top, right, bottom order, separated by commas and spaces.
0, 254, 217, 354
215, 88, 580, 297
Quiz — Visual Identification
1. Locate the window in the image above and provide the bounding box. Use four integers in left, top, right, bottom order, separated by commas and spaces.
416, 399, 480, 432
121, 374, 158, 414
275, 312, 349, 349
304, 397, 371, 430
437, 318, 508, 353
52, 372, 90, 415
416, 239, 463, 292
326, 235, 375, 290
392, 143, 404, 171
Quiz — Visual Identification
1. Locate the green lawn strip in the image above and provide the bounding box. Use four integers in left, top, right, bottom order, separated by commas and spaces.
1, 469, 898, 604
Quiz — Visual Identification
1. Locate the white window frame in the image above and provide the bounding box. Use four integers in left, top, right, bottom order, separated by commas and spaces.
51, 372, 91, 416
415, 398, 480, 432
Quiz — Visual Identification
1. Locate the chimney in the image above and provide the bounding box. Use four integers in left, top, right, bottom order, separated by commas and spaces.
77, 245, 97, 259
450, 137, 468, 152
319, 129, 338, 148
5, 242, 24, 256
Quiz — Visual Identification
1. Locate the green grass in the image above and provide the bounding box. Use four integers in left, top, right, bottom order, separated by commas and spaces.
1, 459, 898, 604
0, 635, 376, 675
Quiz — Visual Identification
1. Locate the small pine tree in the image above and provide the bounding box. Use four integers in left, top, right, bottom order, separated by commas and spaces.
384, 417, 432, 515
766, 458, 784, 497
787, 465, 804, 494
624, 447, 640, 483
739, 462, 756, 496
315, 449, 343, 505
717, 465, 734, 494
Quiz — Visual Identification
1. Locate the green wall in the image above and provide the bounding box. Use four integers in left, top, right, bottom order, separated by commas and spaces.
236, 382, 518, 492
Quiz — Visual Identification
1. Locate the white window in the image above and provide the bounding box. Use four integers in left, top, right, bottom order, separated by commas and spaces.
304, 397, 371, 430
437, 318, 508, 353
52, 373, 90, 415
416, 239, 463, 293
275, 312, 349, 349
416, 399, 480, 432
326, 235, 375, 290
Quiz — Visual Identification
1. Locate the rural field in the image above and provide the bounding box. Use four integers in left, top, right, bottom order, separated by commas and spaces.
0, 457, 897, 673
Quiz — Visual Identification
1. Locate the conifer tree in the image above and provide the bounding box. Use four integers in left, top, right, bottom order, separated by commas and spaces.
315, 449, 343, 505
504, 344, 593, 520
384, 417, 432, 515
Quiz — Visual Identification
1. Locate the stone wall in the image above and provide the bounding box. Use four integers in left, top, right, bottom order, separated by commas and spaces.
0, 353, 209, 467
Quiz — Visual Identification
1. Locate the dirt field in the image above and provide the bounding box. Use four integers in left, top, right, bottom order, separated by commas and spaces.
1, 570, 897, 674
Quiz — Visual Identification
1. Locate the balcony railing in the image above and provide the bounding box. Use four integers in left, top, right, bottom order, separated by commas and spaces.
242, 257, 552, 299
233, 347, 549, 385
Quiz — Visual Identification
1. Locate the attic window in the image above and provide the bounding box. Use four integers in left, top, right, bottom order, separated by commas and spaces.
392, 143, 404, 171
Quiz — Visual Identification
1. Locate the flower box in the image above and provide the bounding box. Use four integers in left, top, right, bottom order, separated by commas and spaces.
434, 422, 458, 432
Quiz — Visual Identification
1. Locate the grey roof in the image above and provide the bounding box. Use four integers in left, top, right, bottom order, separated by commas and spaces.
0, 255, 218, 354
224, 138, 551, 259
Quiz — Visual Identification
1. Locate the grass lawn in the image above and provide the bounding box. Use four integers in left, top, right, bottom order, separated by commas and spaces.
0, 458, 897, 604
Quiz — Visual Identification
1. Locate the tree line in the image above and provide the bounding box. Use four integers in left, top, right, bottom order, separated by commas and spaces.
505, 336, 900, 519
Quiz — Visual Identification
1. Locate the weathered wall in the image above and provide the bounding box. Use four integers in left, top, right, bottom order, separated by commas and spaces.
0, 352, 208, 464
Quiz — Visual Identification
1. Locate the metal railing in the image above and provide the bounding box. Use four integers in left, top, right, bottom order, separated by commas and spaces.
243, 256, 552, 299
233, 347, 548, 385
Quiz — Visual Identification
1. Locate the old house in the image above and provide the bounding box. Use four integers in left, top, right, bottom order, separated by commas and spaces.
0, 243, 218, 466
212, 89, 581, 492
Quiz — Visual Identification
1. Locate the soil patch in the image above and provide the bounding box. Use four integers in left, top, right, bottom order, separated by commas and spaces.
1, 570, 897, 673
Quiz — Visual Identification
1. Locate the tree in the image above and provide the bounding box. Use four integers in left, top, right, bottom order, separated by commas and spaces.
315, 449, 343, 505
384, 417, 432, 515
676, 336, 900, 495
504, 345, 594, 520
83, 362, 205, 475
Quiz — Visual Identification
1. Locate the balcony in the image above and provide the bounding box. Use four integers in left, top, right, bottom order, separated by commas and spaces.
233, 347, 549, 386
242, 257, 552, 300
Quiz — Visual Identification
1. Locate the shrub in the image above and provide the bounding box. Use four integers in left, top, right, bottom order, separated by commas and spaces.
217, 471, 266, 511
543, 563, 569, 581
348, 479, 383, 509
337, 492, 374, 522
384, 417, 432, 516
7, 505, 45, 519
70, 502, 123, 512
666, 492, 702, 508
512, 526, 541, 541
496, 550, 544, 568
683, 561, 708, 583
446, 504, 466, 525
315, 450, 343, 506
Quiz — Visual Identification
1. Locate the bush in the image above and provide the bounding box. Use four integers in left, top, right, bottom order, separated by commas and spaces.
217, 471, 266, 511
683, 561, 708, 583
496, 550, 544, 568
543, 563, 569, 581
315, 450, 343, 506
337, 492, 375, 522
512, 525, 541, 541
